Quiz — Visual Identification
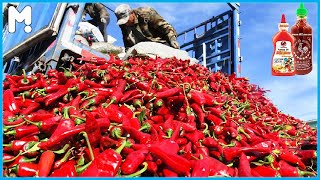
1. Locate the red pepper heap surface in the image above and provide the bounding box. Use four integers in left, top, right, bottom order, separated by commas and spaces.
3, 56, 317, 177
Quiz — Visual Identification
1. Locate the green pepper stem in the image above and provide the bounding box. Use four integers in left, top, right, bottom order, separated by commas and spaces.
219, 141, 235, 148
4, 130, 16, 136
80, 132, 94, 161
139, 123, 151, 132
212, 131, 218, 141
238, 127, 251, 139
163, 129, 173, 138
112, 128, 125, 139
63, 107, 71, 119
76, 161, 92, 175
24, 157, 38, 163
82, 93, 97, 101
52, 144, 70, 154
124, 162, 148, 177
115, 140, 128, 154
3, 151, 22, 163
68, 86, 78, 92
22, 69, 29, 84
60, 67, 75, 78
299, 170, 315, 176
103, 98, 116, 109
24, 118, 41, 128
202, 123, 211, 137
60, 147, 74, 163
4, 121, 26, 131
75, 118, 86, 125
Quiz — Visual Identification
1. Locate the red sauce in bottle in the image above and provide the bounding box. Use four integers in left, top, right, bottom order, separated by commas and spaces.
291, 3, 313, 75
271, 14, 295, 76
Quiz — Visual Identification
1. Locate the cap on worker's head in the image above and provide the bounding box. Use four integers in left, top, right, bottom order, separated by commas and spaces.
115, 4, 132, 25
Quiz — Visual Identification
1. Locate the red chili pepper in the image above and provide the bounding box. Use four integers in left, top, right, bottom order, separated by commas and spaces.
149, 146, 191, 176
84, 112, 101, 147
188, 90, 206, 106
50, 160, 77, 177
20, 102, 40, 115
103, 91, 123, 108
190, 103, 205, 126
37, 150, 55, 177
295, 150, 317, 160
238, 152, 252, 177
223, 147, 271, 161
27, 116, 61, 133
38, 121, 84, 150
192, 158, 211, 177
3, 113, 24, 126
80, 95, 105, 110
157, 105, 170, 115
120, 89, 140, 103
278, 160, 315, 177
206, 155, 234, 176
81, 140, 127, 177
196, 146, 209, 157
162, 115, 174, 137
105, 107, 125, 124
184, 131, 204, 147
277, 150, 306, 170
146, 161, 157, 173
150, 115, 164, 123
115, 79, 127, 92
251, 166, 280, 177
155, 87, 181, 98
4, 140, 29, 151
123, 94, 144, 104
200, 136, 216, 146
152, 139, 180, 154
122, 126, 151, 144
4, 125, 39, 140
121, 149, 148, 175
226, 127, 238, 138
119, 105, 134, 119
163, 168, 178, 177
84, 79, 103, 88
174, 121, 196, 134
44, 79, 80, 106
18, 134, 38, 141
3, 90, 20, 114
206, 113, 223, 126
7, 155, 38, 168
26, 113, 54, 122
11, 162, 38, 177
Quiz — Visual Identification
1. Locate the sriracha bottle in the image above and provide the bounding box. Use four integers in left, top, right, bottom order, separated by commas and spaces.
291, 3, 313, 75
271, 14, 295, 76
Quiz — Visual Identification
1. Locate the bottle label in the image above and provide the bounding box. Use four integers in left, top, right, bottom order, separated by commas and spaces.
272, 41, 295, 74
292, 34, 312, 72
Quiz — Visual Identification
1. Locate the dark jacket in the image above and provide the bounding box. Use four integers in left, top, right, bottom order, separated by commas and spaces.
120, 7, 178, 49
84, 3, 110, 23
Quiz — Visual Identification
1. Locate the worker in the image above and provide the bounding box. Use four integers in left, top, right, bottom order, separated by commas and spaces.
115, 4, 179, 50
83, 3, 110, 42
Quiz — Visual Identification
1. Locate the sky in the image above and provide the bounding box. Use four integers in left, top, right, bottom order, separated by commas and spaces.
106, 3, 318, 121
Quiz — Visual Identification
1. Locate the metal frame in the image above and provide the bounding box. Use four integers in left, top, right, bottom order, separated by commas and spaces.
3, 3, 110, 74
177, 3, 241, 76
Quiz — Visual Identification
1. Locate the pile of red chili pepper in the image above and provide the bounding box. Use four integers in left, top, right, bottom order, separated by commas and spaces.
3, 55, 317, 177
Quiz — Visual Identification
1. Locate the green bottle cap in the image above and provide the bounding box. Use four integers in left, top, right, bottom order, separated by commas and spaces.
297, 3, 308, 17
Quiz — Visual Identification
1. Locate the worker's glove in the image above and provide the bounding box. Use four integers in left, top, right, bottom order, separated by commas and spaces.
101, 18, 107, 24
170, 40, 180, 49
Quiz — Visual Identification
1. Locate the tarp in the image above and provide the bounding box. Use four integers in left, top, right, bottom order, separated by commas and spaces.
121, 42, 199, 65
